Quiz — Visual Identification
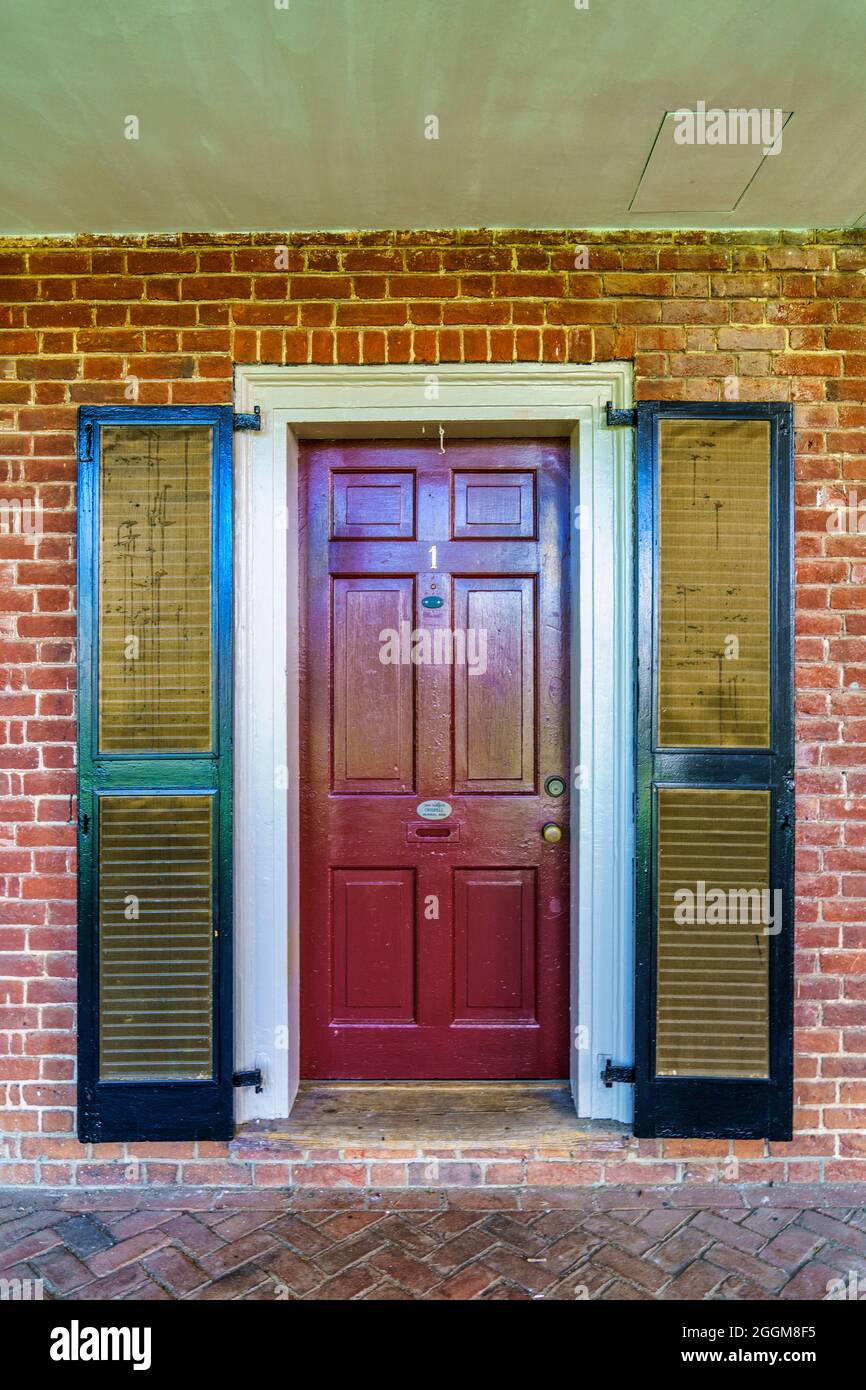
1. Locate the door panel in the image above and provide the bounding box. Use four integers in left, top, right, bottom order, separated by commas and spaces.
452, 576, 535, 792
300, 439, 570, 1079
332, 577, 415, 791
452, 470, 536, 539
453, 868, 536, 1021
332, 470, 416, 539
331, 868, 416, 1022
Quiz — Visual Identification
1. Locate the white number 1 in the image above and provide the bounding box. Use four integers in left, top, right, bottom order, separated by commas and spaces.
429, 545, 437, 569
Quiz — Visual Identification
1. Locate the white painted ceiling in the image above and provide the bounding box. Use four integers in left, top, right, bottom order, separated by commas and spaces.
0, 0, 863, 234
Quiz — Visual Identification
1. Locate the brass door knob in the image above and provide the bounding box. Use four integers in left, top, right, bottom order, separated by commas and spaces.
542, 822, 563, 844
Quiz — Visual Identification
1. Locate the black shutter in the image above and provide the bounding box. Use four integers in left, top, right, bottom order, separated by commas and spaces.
634, 401, 794, 1140
77, 406, 234, 1142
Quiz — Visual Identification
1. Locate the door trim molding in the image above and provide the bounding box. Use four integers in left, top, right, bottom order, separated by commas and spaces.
233, 363, 634, 1123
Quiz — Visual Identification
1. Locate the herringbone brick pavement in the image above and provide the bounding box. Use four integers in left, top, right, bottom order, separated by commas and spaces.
2, 1188, 865, 1300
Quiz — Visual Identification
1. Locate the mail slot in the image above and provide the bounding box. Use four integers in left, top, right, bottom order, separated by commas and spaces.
406, 821, 460, 842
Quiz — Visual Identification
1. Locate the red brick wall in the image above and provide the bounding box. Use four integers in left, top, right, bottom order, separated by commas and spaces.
0, 228, 864, 1188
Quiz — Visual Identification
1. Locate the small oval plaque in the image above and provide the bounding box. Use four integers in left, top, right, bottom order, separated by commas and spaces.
416, 799, 452, 820
421, 594, 444, 610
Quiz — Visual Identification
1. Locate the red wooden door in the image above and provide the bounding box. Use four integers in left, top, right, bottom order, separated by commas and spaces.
300, 439, 570, 1078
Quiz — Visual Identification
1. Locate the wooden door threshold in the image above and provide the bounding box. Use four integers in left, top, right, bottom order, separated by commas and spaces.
244, 1081, 628, 1150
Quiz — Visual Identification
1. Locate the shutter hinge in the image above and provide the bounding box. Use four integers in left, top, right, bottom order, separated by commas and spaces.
80, 419, 94, 462
232, 406, 262, 432
605, 402, 637, 428
600, 1057, 635, 1088
232, 1068, 264, 1093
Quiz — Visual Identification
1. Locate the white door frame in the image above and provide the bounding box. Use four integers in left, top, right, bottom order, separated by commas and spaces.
232, 362, 634, 1125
